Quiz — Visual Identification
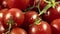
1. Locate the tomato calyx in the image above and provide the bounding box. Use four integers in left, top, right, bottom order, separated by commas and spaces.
5, 16, 13, 34
34, 18, 42, 25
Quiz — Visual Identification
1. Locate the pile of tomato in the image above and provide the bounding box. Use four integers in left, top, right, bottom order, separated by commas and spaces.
0, 0, 60, 34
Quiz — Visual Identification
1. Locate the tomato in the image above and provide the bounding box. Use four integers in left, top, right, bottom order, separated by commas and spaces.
50, 19, 60, 34
0, 9, 8, 23
0, 21, 5, 33
4, 0, 29, 10
28, 21, 52, 34
42, 4, 60, 23
10, 27, 27, 34
0, 9, 9, 29
3, 8, 24, 29
21, 11, 38, 30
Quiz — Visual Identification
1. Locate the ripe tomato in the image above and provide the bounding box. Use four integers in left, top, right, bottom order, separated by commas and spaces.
50, 19, 60, 34
21, 11, 38, 30
0, 9, 9, 29
28, 21, 52, 34
3, 8, 24, 29
0, 9, 8, 23
4, 0, 29, 10
0, 21, 5, 33
10, 27, 27, 34
42, 4, 60, 23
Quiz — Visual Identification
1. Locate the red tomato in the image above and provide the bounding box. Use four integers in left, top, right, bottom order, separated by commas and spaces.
4, 0, 29, 10
0, 9, 9, 29
42, 4, 60, 23
10, 27, 27, 34
21, 11, 38, 30
3, 8, 24, 29
0, 21, 5, 33
29, 21, 52, 34
50, 19, 60, 34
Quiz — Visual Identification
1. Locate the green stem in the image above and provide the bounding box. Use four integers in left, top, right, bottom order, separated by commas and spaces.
50, 0, 56, 8
44, 0, 51, 3
5, 16, 13, 34
39, 3, 52, 16
34, 18, 42, 25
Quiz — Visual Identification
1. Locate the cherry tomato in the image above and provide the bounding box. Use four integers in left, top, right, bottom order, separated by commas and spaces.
28, 21, 52, 34
0, 21, 5, 33
21, 11, 38, 30
0, 9, 9, 29
50, 19, 60, 34
4, 0, 29, 10
3, 8, 24, 29
10, 27, 27, 34
42, 4, 60, 23
0, 9, 8, 23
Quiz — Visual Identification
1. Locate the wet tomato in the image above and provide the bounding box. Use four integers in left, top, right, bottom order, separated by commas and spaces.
10, 27, 27, 34
4, 0, 29, 10
21, 11, 38, 30
42, 4, 60, 23
51, 19, 60, 34
0, 21, 5, 34
29, 21, 52, 34
3, 8, 24, 29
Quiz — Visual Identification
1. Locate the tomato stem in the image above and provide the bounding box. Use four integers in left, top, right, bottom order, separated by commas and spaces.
38, 3, 52, 16
5, 16, 13, 34
56, 1, 60, 4
50, 0, 56, 8
44, 0, 51, 3
34, 18, 42, 25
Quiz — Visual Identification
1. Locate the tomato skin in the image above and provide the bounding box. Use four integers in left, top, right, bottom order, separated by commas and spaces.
42, 4, 60, 23
22, 11, 38, 30
29, 21, 52, 34
0, 21, 5, 33
50, 19, 60, 34
10, 27, 27, 34
3, 8, 24, 29
4, 0, 29, 10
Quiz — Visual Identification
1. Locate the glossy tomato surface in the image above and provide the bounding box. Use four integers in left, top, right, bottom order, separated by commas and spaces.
4, 0, 29, 10
3, 8, 24, 29
42, 4, 60, 23
29, 21, 52, 34
10, 27, 27, 34
51, 19, 60, 34
22, 11, 38, 30
0, 21, 5, 33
